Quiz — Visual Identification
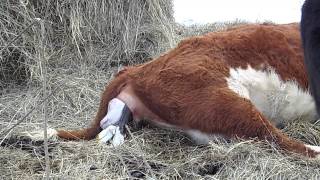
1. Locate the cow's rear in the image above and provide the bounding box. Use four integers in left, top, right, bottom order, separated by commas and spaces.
26, 23, 320, 158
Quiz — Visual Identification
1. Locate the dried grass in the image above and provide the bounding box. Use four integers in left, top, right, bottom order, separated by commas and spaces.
0, 0, 175, 88
1, 0, 320, 179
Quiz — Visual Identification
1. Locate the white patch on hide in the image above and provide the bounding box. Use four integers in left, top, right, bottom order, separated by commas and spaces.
22, 128, 58, 141
226, 65, 318, 127
305, 144, 320, 159
151, 121, 215, 145
186, 130, 210, 145
305, 144, 320, 153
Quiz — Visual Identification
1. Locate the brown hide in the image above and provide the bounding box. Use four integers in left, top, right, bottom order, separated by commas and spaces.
57, 23, 318, 157
126, 23, 307, 131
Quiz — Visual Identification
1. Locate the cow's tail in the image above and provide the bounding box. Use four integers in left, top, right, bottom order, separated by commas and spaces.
54, 72, 129, 140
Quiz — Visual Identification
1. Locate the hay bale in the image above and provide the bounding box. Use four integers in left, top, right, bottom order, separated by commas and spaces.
175, 19, 249, 40
0, 0, 175, 85
0, 48, 29, 88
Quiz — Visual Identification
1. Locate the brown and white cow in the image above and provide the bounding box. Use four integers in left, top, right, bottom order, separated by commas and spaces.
31, 23, 320, 158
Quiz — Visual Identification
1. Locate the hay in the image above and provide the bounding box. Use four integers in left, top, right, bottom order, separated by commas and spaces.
1, 0, 320, 179
1, 118, 320, 179
175, 19, 249, 39
0, 47, 29, 88
0, 0, 175, 87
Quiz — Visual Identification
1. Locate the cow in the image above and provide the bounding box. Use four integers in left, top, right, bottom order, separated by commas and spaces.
301, 0, 320, 116
28, 23, 320, 158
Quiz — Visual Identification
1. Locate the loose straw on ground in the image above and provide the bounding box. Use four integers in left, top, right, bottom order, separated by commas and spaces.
38, 18, 50, 180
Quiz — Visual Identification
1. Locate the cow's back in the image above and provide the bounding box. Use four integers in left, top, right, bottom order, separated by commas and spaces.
127, 23, 307, 123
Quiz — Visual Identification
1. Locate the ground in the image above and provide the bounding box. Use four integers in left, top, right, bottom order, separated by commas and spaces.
1, 63, 320, 179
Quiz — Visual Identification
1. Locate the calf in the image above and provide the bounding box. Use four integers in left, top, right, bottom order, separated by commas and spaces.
31, 23, 320, 158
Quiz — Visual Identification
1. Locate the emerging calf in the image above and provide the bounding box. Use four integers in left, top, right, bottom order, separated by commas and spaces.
30, 23, 320, 158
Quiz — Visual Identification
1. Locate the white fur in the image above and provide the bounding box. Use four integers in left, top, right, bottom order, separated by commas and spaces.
112, 126, 125, 146
98, 98, 127, 146
97, 125, 124, 146
152, 121, 215, 145
226, 66, 318, 127
23, 128, 58, 141
305, 144, 320, 152
186, 130, 210, 145
305, 144, 320, 159
100, 98, 126, 129
98, 125, 117, 142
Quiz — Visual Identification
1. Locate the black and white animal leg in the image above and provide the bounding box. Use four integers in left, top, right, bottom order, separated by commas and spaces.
97, 98, 132, 146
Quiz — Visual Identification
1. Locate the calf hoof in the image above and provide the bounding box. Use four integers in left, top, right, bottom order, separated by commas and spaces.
97, 125, 124, 146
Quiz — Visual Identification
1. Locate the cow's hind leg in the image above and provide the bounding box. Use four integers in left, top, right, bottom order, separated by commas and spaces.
178, 87, 320, 158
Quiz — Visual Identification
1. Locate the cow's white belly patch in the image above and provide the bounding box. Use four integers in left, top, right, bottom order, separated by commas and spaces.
226, 66, 318, 127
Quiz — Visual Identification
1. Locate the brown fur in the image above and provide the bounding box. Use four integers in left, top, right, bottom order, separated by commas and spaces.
56, 23, 318, 157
